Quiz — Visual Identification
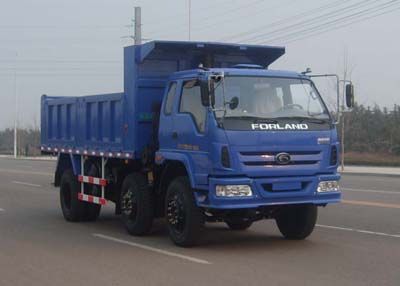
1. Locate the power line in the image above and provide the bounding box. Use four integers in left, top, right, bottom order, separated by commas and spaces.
0, 68, 122, 71
283, 4, 400, 44
218, 0, 349, 42
194, 0, 296, 34
0, 59, 121, 63
238, 0, 382, 43
256, 0, 399, 44
146, 0, 265, 38
0, 25, 124, 30
144, 0, 235, 36
194, 0, 265, 24
0, 73, 122, 77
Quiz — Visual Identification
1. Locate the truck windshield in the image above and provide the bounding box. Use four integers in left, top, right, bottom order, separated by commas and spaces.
213, 76, 330, 122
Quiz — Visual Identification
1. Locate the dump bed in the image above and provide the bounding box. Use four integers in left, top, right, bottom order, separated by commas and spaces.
41, 41, 285, 158
41, 93, 127, 155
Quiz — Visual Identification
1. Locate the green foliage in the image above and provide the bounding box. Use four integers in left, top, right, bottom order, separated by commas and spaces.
0, 128, 41, 156
341, 103, 400, 155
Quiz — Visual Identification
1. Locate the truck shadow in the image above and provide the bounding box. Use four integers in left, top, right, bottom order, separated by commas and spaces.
94, 213, 316, 251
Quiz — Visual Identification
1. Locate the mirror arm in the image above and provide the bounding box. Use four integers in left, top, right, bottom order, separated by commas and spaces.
309, 74, 340, 124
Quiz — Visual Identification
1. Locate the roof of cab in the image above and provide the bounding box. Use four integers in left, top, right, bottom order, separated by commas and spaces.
133, 40, 285, 68
169, 68, 306, 80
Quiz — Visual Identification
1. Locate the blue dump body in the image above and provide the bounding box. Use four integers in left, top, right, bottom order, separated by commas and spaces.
41, 41, 341, 246
41, 41, 285, 158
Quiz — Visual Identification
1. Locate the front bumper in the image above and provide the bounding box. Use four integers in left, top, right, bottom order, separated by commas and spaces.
195, 174, 341, 209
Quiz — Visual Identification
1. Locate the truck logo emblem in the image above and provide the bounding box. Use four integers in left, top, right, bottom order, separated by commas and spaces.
251, 123, 309, 130
275, 152, 291, 165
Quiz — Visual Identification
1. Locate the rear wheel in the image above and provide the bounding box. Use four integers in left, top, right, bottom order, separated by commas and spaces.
165, 177, 204, 247
60, 169, 86, 222
275, 204, 317, 240
120, 173, 154, 235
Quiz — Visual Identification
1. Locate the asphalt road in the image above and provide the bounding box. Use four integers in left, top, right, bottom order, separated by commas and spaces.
0, 158, 399, 286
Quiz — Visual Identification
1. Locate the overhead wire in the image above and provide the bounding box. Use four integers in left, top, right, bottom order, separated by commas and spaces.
193, 0, 296, 34
146, 0, 265, 38
237, 0, 383, 43
0, 73, 122, 77
283, 4, 400, 44
0, 25, 124, 30
256, 0, 399, 44
144, 0, 236, 36
0, 59, 121, 63
218, 0, 350, 42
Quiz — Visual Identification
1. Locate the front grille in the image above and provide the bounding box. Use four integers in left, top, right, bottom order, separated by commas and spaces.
239, 150, 322, 167
239, 150, 320, 156
243, 161, 318, 166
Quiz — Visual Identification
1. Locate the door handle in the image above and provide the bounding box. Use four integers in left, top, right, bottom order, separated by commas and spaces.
172, 132, 178, 139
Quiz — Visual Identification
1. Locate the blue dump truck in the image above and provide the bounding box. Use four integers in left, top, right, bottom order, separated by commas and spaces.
41, 41, 354, 246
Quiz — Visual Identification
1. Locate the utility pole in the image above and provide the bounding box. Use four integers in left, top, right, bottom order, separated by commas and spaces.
134, 7, 142, 45
13, 52, 18, 159
188, 0, 191, 40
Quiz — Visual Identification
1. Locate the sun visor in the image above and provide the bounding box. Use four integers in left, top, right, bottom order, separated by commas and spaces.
135, 40, 285, 69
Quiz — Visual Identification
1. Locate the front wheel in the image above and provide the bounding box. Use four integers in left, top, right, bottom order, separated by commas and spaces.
165, 177, 204, 247
275, 204, 317, 240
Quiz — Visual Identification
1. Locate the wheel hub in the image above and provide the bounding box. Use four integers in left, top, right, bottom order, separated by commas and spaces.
121, 188, 136, 218
167, 194, 185, 232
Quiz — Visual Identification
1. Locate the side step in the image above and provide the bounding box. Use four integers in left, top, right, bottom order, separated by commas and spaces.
78, 193, 107, 205
78, 156, 108, 205
78, 175, 107, 186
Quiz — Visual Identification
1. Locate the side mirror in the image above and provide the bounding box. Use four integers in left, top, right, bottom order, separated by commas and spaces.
345, 83, 355, 108
200, 79, 210, 106
228, 96, 239, 110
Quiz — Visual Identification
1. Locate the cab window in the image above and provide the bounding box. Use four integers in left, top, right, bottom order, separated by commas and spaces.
179, 79, 206, 133
164, 82, 177, 115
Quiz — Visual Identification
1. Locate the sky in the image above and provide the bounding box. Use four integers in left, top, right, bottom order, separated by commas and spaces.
0, 0, 399, 129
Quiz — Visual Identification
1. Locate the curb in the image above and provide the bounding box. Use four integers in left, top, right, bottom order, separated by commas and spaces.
341, 171, 400, 178
0, 155, 56, 161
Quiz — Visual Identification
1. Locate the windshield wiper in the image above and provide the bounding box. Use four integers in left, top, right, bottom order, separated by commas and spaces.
273, 116, 329, 124
224, 116, 278, 124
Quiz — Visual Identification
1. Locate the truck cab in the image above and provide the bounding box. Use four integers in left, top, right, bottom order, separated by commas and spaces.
155, 66, 344, 245
158, 67, 341, 204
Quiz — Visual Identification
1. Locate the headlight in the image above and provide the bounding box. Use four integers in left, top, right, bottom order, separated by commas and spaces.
216, 185, 253, 197
317, 181, 340, 193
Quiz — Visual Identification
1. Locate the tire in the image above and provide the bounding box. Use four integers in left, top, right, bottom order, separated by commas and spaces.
60, 169, 86, 222
225, 218, 253, 230
275, 204, 317, 240
83, 162, 101, 221
120, 173, 154, 236
165, 177, 204, 247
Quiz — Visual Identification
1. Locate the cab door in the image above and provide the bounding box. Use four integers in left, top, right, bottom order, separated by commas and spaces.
158, 81, 178, 150
173, 79, 210, 186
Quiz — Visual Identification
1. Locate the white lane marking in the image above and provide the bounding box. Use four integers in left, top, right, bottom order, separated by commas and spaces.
343, 187, 399, 195
317, 224, 400, 239
342, 199, 400, 209
0, 168, 52, 176
0, 208, 5, 212
93, 233, 212, 265
12, 181, 42, 187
